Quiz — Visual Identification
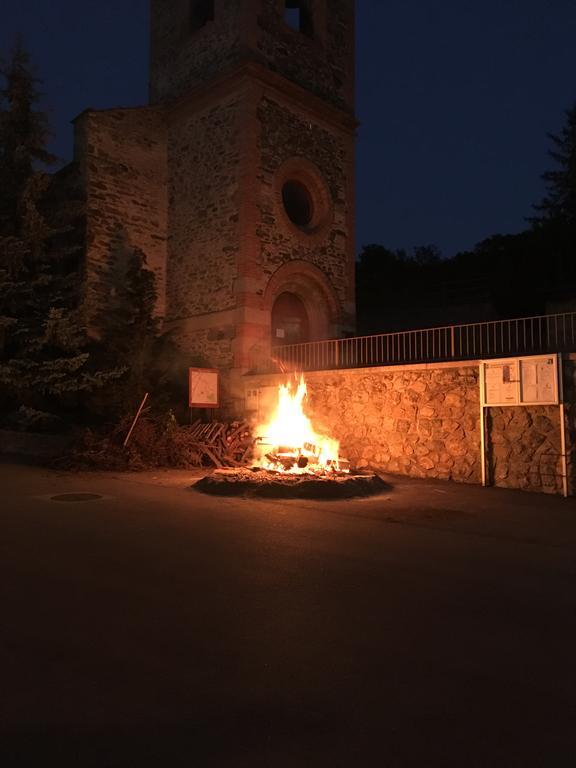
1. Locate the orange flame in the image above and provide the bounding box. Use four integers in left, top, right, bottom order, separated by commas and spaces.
256, 375, 343, 474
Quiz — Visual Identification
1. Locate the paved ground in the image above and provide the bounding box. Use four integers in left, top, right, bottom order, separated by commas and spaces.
1, 462, 576, 767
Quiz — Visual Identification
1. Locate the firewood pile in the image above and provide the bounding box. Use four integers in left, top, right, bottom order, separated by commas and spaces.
261, 441, 351, 475
187, 420, 255, 468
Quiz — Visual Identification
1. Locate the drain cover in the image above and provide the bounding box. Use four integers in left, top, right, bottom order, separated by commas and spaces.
50, 493, 103, 503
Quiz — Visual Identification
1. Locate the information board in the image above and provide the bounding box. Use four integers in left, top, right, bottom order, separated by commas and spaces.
189, 368, 219, 408
519, 356, 558, 405
481, 354, 559, 407
483, 360, 519, 406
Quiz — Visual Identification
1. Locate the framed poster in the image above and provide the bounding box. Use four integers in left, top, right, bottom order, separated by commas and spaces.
481, 354, 560, 407
519, 355, 559, 405
483, 359, 519, 406
189, 368, 219, 408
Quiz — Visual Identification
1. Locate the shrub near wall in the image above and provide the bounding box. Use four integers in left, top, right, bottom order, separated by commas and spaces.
301, 365, 482, 483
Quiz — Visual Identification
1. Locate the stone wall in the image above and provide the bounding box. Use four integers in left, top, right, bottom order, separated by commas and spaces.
560, 358, 576, 494
245, 360, 573, 494
256, 96, 355, 329
246, 363, 482, 484
488, 406, 563, 494
150, 0, 243, 104
306, 365, 481, 483
150, 1, 355, 112
166, 95, 242, 324
76, 108, 168, 320
175, 326, 236, 372
258, 0, 355, 111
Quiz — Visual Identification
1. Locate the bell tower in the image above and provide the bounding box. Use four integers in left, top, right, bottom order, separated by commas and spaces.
150, 0, 357, 403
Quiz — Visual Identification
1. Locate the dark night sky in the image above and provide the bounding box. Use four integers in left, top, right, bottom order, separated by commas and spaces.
2, 0, 575, 257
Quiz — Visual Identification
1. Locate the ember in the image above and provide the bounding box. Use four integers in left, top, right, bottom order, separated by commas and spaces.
194, 468, 389, 500
255, 375, 349, 475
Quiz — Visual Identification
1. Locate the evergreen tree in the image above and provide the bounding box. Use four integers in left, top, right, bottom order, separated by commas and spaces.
0, 42, 123, 430
0, 39, 56, 236
92, 234, 162, 416
532, 104, 576, 227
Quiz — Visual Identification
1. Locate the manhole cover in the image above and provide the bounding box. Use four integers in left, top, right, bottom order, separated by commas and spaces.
50, 493, 103, 503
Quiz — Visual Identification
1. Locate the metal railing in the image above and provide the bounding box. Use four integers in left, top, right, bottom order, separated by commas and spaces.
267, 312, 576, 373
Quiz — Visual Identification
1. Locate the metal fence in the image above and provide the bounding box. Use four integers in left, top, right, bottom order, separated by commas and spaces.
267, 312, 576, 373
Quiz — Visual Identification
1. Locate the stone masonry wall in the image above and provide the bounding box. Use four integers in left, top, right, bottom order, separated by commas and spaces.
258, 0, 355, 111
175, 326, 235, 372
150, 0, 243, 104
488, 406, 563, 494
149, 1, 355, 111
77, 108, 168, 319
257, 97, 355, 325
166, 95, 242, 322
306, 366, 481, 483
247, 364, 482, 484
245, 361, 573, 494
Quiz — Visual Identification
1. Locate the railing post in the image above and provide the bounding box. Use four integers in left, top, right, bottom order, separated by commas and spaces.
334, 339, 340, 368
450, 326, 455, 358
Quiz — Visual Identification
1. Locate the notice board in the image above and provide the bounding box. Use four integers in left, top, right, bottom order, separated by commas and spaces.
519, 356, 558, 405
481, 355, 559, 407
484, 360, 519, 406
189, 368, 219, 408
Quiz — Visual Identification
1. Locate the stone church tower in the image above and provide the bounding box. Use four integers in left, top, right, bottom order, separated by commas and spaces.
74, 1, 356, 405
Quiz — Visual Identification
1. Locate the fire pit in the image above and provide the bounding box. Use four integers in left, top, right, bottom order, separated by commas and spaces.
195, 374, 389, 499
194, 468, 389, 500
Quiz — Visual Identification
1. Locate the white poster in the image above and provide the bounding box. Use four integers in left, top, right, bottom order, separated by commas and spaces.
189, 368, 219, 408
519, 357, 558, 405
484, 360, 519, 406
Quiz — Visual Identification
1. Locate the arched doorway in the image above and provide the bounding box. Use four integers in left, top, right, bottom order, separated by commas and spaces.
271, 292, 310, 346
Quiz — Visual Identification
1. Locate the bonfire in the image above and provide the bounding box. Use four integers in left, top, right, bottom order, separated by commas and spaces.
255, 375, 350, 475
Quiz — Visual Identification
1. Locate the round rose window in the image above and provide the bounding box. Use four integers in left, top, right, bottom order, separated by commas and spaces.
282, 180, 314, 229
276, 158, 332, 237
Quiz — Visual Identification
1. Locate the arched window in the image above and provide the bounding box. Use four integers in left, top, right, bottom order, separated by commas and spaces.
284, 1, 314, 38
190, 0, 214, 32
272, 292, 310, 346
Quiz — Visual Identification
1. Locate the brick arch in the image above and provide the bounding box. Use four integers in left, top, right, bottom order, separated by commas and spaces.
264, 260, 339, 341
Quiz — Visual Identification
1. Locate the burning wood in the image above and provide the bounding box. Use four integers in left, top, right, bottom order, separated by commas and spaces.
255, 375, 350, 475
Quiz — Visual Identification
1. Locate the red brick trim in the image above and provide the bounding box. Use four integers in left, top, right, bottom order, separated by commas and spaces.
263, 260, 340, 340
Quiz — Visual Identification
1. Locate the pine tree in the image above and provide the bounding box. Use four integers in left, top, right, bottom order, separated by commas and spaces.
92, 235, 162, 416
0, 39, 56, 236
533, 104, 576, 227
0, 42, 123, 430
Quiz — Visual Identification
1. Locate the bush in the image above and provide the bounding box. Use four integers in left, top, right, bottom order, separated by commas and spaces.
59, 413, 204, 471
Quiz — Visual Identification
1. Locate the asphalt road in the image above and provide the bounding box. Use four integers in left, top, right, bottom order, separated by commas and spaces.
1, 462, 576, 767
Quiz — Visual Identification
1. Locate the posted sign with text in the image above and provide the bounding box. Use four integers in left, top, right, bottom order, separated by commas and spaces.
189, 368, 219, 409
519, 356, 558, 405
482, 355, 559, 407
484, 360, 519, 406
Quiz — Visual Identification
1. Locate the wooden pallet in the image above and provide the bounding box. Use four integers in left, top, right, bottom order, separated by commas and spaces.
187, 420, 255, 468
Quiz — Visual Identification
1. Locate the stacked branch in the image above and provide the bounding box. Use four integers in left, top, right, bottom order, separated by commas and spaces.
186, 420, 255, 468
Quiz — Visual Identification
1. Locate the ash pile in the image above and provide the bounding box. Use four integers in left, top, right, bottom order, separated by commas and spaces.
193, 468, 389, 500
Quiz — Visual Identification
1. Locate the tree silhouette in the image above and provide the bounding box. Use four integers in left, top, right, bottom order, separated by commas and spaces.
0, 38, 56, 236
0, 42, 124, 430
532, 104, 576, 227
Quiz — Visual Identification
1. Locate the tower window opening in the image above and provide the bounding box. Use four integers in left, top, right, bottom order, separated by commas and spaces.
282, 180, 314, 229
190, 0, 214, 32
284, 2, 314, 37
